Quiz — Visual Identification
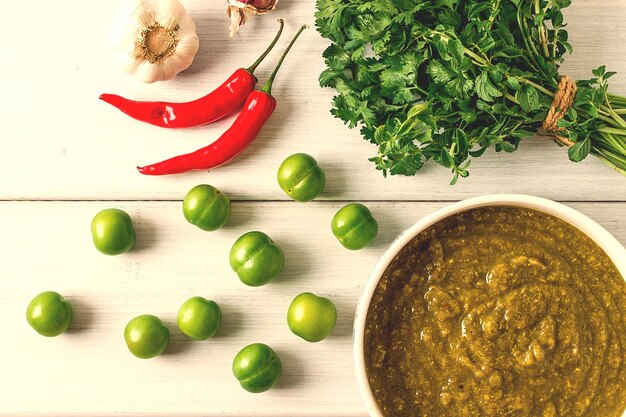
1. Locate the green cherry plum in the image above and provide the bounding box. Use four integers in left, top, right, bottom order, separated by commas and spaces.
277, 153, 325, 202
124, 315, 169, 359
232, 343, 282, 393
26, 291, 73, 337
287, 292, 337, 342
91, 208, 136, 255
182, 184, 231, 231
177, 296, 222, 340
229, 231, 284, 286
331, 203, 378, 250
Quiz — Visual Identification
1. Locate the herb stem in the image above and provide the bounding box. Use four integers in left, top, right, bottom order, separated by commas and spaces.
505, 93, 519, 104
598, 127, 626, 136
464, 48, 489, 67
552, 28, 559, 58
520, 54, 541, 74
601, 132, 626, 155
593, 152, 626, 175
519, 78, 554, 97
597, 114, 625, 129
534, 0, 550, 58
516, 7, 538, 70
522, 20, 542, 64
596, 134, 624, 157
409, 85, 429, 96
600, 106, 626, 128
608, 94, 626, 106
595, 146, 626, 167
488, 0, 502, 28
552, 134, 575, 147
432, 31, 489, 67
449, 142, 457, 156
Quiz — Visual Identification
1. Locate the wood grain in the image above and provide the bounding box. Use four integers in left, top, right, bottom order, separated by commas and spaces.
0, 201, 624, 416
0, 1, 624, 201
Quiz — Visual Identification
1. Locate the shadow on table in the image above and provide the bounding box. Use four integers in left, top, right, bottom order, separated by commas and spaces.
367, 204, 407, 251
161, 318, 193, 356
274, 238, 310, 285
213, 302, 244, 339
131, 215, 158, 253
65, 296, 94, 335
327, 300, 357, 340
227, 202, 257, 229
273, 347, 305, 390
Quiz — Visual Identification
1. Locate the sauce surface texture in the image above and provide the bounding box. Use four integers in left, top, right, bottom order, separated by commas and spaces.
364, 206, 626, 417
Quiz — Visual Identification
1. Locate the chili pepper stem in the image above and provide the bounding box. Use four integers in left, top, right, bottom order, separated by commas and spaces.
261, 24, 308, 95
246, 19, 285, 74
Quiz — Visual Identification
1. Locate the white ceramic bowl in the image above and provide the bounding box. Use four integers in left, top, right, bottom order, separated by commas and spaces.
353, 194, 626, 417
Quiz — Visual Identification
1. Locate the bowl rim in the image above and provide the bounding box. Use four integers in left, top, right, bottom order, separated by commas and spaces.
353, 194, 626, 417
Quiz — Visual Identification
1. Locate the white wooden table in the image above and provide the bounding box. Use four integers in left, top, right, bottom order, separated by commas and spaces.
0, 1, 624, 416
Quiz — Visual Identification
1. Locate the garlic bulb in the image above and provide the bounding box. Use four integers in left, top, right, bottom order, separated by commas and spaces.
113, 0, 200, 83
227, 0, 278, 37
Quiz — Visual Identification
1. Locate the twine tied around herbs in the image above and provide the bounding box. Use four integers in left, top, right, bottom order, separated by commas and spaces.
540, 75, 578, 147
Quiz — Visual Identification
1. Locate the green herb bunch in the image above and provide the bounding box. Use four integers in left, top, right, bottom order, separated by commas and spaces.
315, 0, 626, 183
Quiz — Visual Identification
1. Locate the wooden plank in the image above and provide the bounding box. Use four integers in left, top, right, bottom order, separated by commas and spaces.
0, 1, 625, 201
1, 201, 624, 415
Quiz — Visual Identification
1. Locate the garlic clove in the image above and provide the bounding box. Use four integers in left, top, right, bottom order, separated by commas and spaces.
226, 0, 277, 37
245, 0, 279, 14
227, 6, 246, 38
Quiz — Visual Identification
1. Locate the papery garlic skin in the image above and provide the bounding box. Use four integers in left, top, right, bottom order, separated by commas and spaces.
227, 0, 278, 37
113, 0, 200, 83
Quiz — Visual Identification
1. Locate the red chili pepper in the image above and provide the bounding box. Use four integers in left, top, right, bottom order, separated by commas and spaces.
137, 24, 307, 176
99, 20, 284, 129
